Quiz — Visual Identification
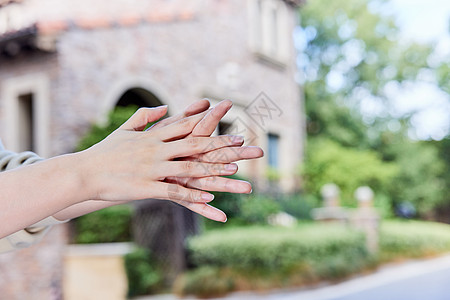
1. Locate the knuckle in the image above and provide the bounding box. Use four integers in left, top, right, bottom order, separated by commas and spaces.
200, 204, 208, 216
215, 136, 228, 146
187, 137, 200, 149
178, 117, 191, 126
183, 161, 195, 172
190, 191, 199, 202
183, 189, 196, 202
186, 192, 195, 202
202, 152, 214, 162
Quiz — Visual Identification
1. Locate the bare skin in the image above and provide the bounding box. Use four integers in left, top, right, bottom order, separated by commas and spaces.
0, 100, 263, 238
53, 100, 263, 222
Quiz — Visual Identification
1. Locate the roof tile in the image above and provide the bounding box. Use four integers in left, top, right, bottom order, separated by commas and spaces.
37, 20, 68, 35
117, 14, 142, 27
75, 17, 112, 30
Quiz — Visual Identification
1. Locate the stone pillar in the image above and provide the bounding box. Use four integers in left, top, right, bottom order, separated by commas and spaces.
321, 183, 340, 207
311, 183, 348, 223
351, 186, 380, 254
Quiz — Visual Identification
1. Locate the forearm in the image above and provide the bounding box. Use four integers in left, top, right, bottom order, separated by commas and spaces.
0, 153, 87, 238
52, 199, 129, 221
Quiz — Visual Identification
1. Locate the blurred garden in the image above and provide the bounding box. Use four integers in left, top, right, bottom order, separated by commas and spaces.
71, 0, 450, 298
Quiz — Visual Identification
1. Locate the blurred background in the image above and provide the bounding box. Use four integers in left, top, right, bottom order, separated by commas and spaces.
0, 0, 448, 299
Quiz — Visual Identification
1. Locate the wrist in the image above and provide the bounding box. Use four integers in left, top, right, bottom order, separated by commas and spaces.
54, 152, 93, 204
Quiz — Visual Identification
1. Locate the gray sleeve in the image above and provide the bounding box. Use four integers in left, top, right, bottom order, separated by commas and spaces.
0, 141, 68, 253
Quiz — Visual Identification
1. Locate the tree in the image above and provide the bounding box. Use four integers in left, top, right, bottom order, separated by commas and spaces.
298, 0, 433, 145
298, 0, 448, 217
302, 138, 397, 207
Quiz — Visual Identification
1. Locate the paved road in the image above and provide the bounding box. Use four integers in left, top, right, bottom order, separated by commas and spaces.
329, 267, 450, 300
140, 254, 450, 300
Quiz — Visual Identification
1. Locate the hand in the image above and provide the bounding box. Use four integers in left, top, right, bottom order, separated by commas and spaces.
148, 99, 264, 221
77, 106, 245, 204
53, 100, 263, 223
152, 100, 263, 192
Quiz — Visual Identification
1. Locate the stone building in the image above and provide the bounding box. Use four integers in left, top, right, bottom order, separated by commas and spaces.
0, 0, 304, 298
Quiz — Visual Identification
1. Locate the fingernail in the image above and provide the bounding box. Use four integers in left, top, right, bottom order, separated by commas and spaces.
201, 193, 214, 202
225, 164, 238, 171
232, 135, 244, 144
155, 105, 168, 109
222, 217, 228, 223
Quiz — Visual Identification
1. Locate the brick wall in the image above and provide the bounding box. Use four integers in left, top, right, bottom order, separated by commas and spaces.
0, 225, 67, 300
0, 0, 304, 297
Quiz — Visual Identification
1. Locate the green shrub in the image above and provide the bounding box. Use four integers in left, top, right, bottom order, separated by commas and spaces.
124, 247, 162, 298
74, 205, 132, 244
302, 139, 398, 206
384, 141, 447, 216
380, 220, 450, 260
278, 193, 317, 219
173, 267, 233, 298
239, 195, 281, 224
188, 224, 367, 273
179, 224, 369, 297
179, 220, 450, 297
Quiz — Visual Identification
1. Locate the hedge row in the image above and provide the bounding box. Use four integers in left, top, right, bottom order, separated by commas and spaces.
74, 204, 132, 244
188, 224, 368, 273
380, 220, 450, 260
176, 221, 450, 297
178, 223, 372, 298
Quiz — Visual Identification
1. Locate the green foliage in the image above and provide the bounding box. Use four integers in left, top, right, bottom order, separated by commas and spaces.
300, 0, 432, 144
76, 105, 139, 151
373, 193, 394, 219
383, 139, 446, 216
180, 224, 369, 297
430, 137, 450, 217
299, 0, 449, 217
302, 139, 397, 206
304, 81, 370, 148
436, 61, 450, 94
278, 193, 317, 219
180, 221, 450, 297
124, 247, 163, 298
265, 166, 281, 182
239, 195, 281, 224
74, 205, 132, 244
188, 224, 367, 272
173, 267, 234, 298
380, 220, 450, 260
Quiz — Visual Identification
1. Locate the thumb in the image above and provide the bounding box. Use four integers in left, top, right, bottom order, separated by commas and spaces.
119, 105, 168, 131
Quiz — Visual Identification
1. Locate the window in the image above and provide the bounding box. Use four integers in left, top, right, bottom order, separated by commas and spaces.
267, 133, 279, 169
2, 74, 50, 157
249, 0, 290, 63
17, 93, 35, 152
269, 6, 279, 56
